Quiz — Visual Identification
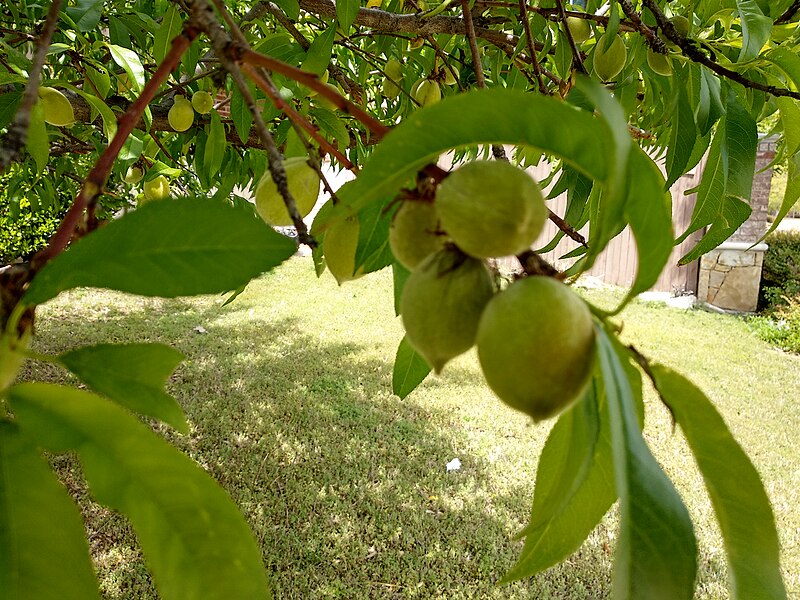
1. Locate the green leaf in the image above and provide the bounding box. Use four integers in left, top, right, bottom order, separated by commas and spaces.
65, 0, 103, 32
0, 90, 22, 129
23, 198, 297, 305
272, 0, 300, 19
153, 5, 183, 65
230, 84, 253, 144
327, 88, 615, 224
648, 366, 787, 600
392, 261, 410, 316
311, 107, 350, 151
763, 152, 800, 238
778, 98, 800, 158
8, 384, 272, 600
78, 91, 118, 140
767, 47, 800, 89
696, 68, 725, 137
107, 43, 145, 93
724, 91, 757, 201
392, 336, 431, 399
504, 379, 616, 581
596, 328, 697, 600
0, 422, 101, 600
677, 123, 727, 244
26, 102, 49, 175
59, 343, 187, 433
735, 0, 771, 63
665, 84, 698, 189
301, 25, 336, 76
354, 200, 394, 274
204, 111, 226, 176
336, 0, 360, 31
679, 196, 751, 265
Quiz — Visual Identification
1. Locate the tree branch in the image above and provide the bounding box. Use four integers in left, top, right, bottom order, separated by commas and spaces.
642, 0, 800, 99
0, 0, 63, 173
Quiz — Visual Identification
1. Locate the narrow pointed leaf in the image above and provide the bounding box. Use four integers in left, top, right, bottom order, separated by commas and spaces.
336, 0, 360, 31
724, 91, 757, 201
665, 84, 698, 189
763, 153, 800, 238
23, 198, 297, 305
597, 329, 697, 600
504, 380, 616, 581
618, 150, 674, 309
153, 5, 183, 65
392, 336, 431, 399
59, 343, 187, 433
735, 0, 771, 63
9, 383, 272, 600
679, 196, 751, 265
649, 365, 787, 600
26, 102, 48, 174
0, 422, 101, 600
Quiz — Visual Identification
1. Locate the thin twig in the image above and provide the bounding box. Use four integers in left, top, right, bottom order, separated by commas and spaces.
554, 0, 586, 74
775, 0, 800, 24
240, 48, 391, 139
617, 0, 665, 52
548, 209, 587, 246
0, 0, 63, 173
460, 0, 485, 88
517, 0, 548, 94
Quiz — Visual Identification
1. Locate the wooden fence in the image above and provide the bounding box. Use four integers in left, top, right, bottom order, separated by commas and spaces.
506, 159, 707, 294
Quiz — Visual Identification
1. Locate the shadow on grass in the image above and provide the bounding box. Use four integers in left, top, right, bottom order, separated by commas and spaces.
25, 292, 614, 600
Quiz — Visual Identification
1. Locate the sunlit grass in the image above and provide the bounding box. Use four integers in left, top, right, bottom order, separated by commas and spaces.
21, 257, 800, 598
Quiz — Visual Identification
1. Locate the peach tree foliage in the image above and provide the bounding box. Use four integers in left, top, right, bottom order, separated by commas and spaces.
0, 0, 798, 598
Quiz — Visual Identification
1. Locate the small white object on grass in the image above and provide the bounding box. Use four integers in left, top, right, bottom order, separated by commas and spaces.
446, 458, 461, 472
193, 326, 208, 334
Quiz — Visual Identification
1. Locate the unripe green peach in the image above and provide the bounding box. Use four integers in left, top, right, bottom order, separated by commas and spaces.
401, 247, 494, 373
443, 65, 460, 86
383, 78, 402, 99
435, 160, 547, 258
168, 97, 194, 132
38, 87, 75, 127
307, 70, 329, 97
314, 83, 342, 111
142, 175, 170, 201
477, 276, 595, 421
593, 33, 627, 81
647, 48, 672, 76
412, 79, 441, 106
191, 90, 214, 114
670, 15, 690, 38
389, 200, 445, 270
566, 16, 592, 44
124, 166, 144, 184
254, 157, 320, 227
385, 59, 403, 80
324, 216, 364, 285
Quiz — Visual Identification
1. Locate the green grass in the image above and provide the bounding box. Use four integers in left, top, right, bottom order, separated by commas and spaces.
19, 258, 800, 599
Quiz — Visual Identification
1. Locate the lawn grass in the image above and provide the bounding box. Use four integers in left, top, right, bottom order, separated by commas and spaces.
19, 257, 800, 599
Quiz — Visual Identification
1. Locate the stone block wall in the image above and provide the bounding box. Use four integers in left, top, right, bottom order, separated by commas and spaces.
698, 243, 767, 311
697, 135, 776, 312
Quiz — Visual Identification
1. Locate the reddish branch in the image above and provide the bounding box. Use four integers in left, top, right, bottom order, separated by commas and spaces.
239, 48, 391, 140
241, 63, 358, 172
0, 0, 63, 173
30, 26, 199, 271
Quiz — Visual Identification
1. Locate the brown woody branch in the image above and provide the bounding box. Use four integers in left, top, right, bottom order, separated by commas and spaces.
0, 0, 63, 173
642, 0, 800, 99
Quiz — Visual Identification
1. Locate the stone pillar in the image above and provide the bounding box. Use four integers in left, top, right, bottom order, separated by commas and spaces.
697, 135, 776, 312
